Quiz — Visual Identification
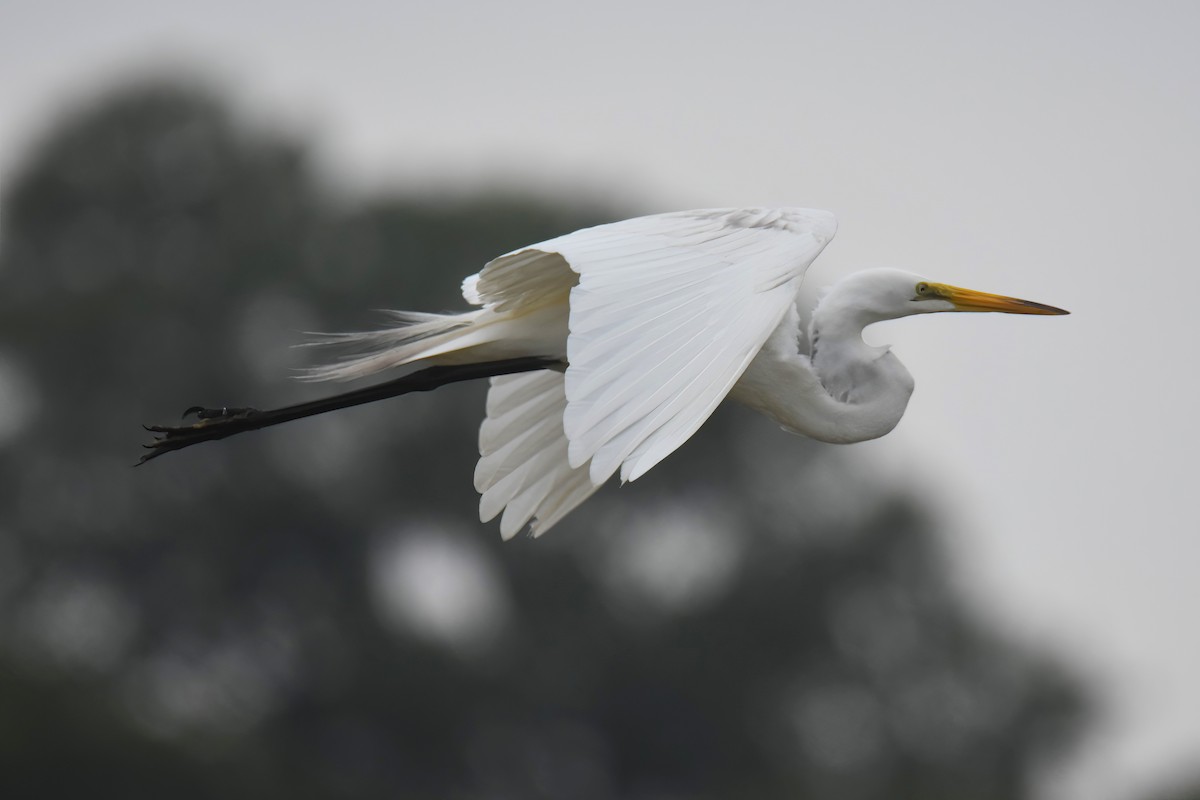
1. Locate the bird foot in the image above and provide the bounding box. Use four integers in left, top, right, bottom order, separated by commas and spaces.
139, 406, 262, 464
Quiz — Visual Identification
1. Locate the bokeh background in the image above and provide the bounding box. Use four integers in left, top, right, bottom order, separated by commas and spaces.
0, 2, 1197, 799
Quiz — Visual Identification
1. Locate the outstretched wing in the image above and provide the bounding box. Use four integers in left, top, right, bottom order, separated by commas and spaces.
469, 206, 837, 492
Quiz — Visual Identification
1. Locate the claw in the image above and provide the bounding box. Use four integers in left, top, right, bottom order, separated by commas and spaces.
139, 404, 267, 466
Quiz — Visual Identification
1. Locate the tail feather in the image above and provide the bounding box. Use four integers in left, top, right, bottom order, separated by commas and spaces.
300, 310, 482, 382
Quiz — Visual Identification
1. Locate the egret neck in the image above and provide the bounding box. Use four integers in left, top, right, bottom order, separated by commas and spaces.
732, 285, 915, 445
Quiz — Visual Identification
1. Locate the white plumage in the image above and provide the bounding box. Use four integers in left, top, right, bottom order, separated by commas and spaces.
309, 207, 1067, 538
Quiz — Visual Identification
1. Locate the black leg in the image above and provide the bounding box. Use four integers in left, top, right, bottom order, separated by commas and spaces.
139, 356, 563, 464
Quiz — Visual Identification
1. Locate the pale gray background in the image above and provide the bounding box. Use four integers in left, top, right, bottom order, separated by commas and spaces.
2, 2, 1196, 798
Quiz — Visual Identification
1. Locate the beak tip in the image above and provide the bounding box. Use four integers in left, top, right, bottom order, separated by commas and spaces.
1023, 299, 1070, 316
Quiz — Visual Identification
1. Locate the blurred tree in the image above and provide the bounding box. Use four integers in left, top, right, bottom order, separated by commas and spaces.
0, 80, 1085, 799
1148, 783, 1200, 800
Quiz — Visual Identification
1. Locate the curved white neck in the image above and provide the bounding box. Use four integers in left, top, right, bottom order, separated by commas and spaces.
731, 298, 914, 444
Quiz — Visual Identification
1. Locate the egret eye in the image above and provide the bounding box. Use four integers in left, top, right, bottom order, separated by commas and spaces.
915, 282, 930, 297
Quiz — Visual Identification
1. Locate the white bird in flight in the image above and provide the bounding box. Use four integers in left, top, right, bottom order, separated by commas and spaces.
144, 207, 1067, 537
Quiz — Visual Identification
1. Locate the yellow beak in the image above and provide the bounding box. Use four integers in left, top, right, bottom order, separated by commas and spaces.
928, 283, 1069, 315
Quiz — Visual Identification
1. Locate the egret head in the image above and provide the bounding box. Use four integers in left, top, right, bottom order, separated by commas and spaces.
830, 268, 1069, 323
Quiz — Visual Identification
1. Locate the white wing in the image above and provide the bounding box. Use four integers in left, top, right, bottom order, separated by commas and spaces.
474, 371, 601, 539
469, 207, 837, 492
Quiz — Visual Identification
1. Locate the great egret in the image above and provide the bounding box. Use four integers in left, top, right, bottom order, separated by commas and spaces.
143, 207, 1067, 537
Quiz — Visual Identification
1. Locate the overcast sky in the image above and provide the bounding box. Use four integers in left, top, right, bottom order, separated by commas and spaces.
3, 2, 1198, 798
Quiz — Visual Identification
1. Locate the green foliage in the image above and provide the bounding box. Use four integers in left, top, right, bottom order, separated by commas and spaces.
0, 81, 1085, 799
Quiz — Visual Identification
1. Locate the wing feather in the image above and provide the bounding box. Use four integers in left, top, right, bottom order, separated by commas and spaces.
465, 250, 577, 313
467, 207, 836, 533
543, 208, 836, 483
476, 371, 602, 539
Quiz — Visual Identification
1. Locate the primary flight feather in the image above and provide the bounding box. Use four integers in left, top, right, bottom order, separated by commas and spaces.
301, 207, 1068, 539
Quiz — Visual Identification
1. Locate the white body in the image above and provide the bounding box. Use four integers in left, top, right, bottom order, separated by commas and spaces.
311, 207, 1062, 538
